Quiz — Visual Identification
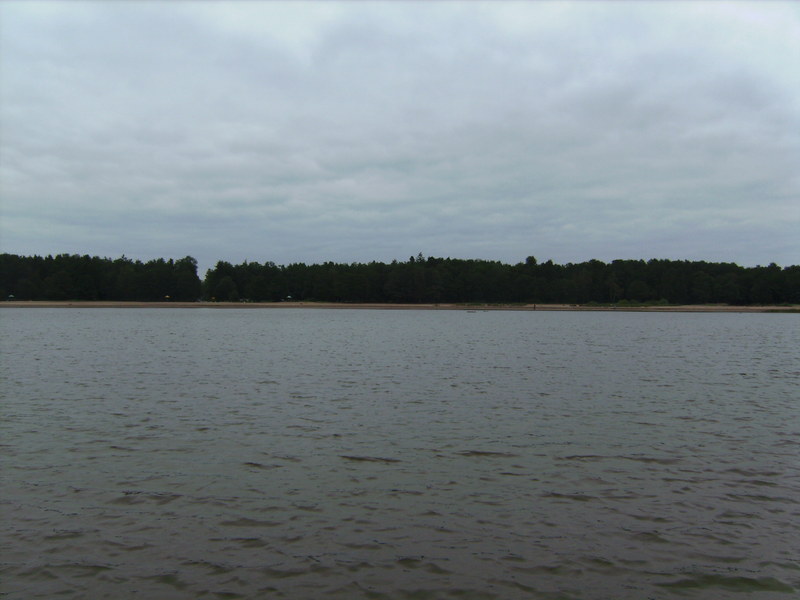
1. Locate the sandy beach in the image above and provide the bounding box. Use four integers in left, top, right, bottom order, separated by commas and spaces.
1, 301, 797, 312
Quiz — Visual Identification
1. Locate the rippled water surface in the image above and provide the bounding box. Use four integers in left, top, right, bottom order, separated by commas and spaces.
1, 308, 798, 599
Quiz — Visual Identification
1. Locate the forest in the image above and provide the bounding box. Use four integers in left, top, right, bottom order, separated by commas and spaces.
1, 252, 798, 306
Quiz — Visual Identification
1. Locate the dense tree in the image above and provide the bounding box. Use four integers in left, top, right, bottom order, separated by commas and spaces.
0, 254, 201, 301
1, 253, 798, 305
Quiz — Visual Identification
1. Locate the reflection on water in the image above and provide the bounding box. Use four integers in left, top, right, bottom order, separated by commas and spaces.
1, 308, 798, 599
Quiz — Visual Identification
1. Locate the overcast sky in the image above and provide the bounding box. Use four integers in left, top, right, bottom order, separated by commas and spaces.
1, 1, 798, 276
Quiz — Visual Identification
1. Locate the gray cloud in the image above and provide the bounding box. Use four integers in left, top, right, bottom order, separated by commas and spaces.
1, 1, 798, 276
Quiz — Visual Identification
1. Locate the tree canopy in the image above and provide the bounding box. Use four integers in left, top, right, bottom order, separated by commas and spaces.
2, 253, 797, 305
0, 254, 202, 302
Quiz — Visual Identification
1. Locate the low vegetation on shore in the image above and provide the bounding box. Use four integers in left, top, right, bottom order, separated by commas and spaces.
1, 253, 798, 306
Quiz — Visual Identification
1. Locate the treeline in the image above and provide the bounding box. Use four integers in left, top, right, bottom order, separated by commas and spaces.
1, 253, 798, 305
203, 255, 799, 305
0, 254, 202, 301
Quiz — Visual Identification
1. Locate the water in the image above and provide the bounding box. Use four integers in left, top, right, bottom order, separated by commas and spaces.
1, 308, 798, 599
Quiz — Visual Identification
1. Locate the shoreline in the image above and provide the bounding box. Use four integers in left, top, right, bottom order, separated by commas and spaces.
1, 301, 797, 313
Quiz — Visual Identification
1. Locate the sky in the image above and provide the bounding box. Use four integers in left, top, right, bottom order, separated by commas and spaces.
1, 1, 798, 277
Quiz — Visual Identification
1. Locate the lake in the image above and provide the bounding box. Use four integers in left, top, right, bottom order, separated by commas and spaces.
1, 308, 798, 599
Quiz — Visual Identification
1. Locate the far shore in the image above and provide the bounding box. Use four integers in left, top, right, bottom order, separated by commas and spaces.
1, 301, 797, 313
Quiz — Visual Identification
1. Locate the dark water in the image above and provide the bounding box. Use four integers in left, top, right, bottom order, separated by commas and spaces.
1, 308, 798, 599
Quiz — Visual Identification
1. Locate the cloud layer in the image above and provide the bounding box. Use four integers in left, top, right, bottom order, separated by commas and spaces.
2, 1, 798, 274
